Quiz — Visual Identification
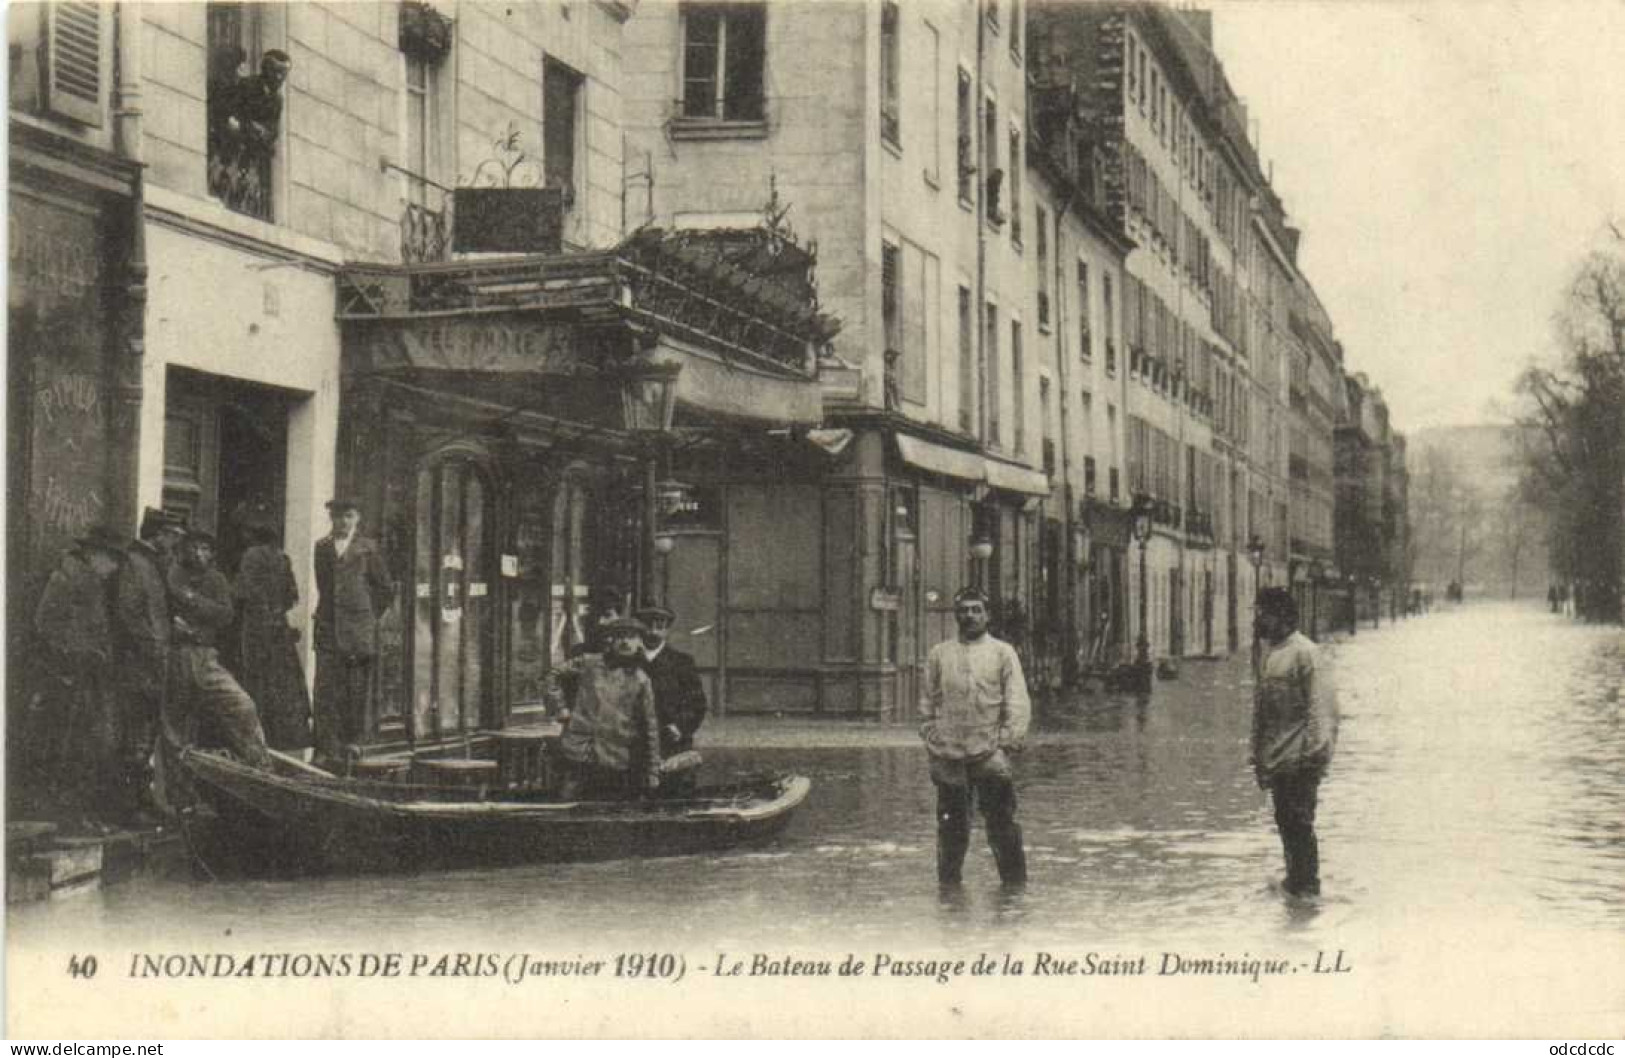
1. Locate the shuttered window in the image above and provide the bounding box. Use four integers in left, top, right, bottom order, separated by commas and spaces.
45, 3, 106, 127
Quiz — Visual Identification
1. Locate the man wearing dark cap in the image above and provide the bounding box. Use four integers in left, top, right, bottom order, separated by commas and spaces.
313, 498, 392, 766
919, 586, 1031, 886
635, 605, 708, 758
30, 525, 127, 831
545, 615, 661, 799
113, 507, 186, 822
166, 528, 273, 776
1251, 587, 1337, 900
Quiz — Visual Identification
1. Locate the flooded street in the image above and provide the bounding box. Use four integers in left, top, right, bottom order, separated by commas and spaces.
10, 602, 1623, 1036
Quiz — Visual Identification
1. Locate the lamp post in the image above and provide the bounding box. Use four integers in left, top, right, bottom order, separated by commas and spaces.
1370, 576, 1381, 629
1345, 572, 1358, 636
1075, 499, 1094, 680
620, 358, 682, 608
968, 501, 995, 591
1308, 559, 1324, 640
1131, 492, 1155, 692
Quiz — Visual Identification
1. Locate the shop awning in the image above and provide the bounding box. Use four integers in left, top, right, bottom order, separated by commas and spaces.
984, 457, 1051, 497
893, 435, 1052, 497
652, 341, 823, 426
894, 435, 987, 483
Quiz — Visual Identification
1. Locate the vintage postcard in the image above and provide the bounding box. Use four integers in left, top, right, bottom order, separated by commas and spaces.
6, 0, 1623, 1039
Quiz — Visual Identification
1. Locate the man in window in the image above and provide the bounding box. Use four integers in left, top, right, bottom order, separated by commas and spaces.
919, 587, 1031, 887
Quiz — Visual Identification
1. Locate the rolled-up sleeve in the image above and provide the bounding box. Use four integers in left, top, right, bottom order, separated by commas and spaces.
1000, 644, 1031, 744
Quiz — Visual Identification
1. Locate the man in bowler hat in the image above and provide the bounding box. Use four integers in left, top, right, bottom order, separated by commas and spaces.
312, 497, 392, 766
635, 605, 708, 788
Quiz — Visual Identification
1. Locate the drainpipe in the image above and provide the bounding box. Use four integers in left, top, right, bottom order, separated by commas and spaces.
973, 2, 990, 588
110, 5, 147, 536
1053, 181, 1079, 686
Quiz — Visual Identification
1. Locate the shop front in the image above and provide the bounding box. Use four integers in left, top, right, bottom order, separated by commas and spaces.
333, 229, 835, 751
7, 121, 143, 809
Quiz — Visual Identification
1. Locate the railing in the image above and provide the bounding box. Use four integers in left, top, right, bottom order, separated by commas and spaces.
208, 128, 273, 221
387, 162, 455, 264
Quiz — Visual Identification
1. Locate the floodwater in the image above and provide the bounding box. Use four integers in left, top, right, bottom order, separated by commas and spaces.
9, 602, 1623, 1036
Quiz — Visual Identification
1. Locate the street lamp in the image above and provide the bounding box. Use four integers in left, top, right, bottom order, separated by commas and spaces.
620, 358, 682, 608
1131, 492, 1155, 692
1344, 572, 1358, 637
1246, 534, 1266, 585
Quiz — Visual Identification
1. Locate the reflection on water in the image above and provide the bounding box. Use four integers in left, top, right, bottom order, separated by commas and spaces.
11, 604, 1623, 960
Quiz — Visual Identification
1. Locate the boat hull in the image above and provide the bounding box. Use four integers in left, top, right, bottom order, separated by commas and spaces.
180, 750, 810, 876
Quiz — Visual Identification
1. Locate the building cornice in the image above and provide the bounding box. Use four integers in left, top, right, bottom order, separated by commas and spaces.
144, 184, 346, 274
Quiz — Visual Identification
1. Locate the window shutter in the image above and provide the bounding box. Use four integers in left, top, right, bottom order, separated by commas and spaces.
45, 3, 106, 128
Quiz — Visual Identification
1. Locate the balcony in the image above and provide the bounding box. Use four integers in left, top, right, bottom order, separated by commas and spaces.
401, 199, 451, 264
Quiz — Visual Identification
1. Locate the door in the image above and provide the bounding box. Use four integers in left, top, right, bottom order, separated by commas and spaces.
1226, 553, 1238, 654
412, 457, 494, 743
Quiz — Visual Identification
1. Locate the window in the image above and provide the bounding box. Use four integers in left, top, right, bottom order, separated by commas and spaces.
543, 57, 583, 208
880, 2, 900, 147
958, 286, 975, 432
1137, 50, 1147, 111
42, 3, 107, 127
1035, 206, 1050, 329
901, 241, 934, 403
1125, 36, 1137, 103
984, 96, 1003, 224
1103, 274, 1116, 374
206, 2, 275, 220
986, 303, 1001, 444
1009, 0, 1022, 58
956, 69, 974, 203
681, 3, 765, 122
881, 241, 902, 355
1012, 320, 1025, 453
1008, 126, 1023, 244
1077, 260, 1091, 361
1079, 390, 1094, 465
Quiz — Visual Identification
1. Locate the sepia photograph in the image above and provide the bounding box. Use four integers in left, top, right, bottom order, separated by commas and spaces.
5, 0, 1623, 1040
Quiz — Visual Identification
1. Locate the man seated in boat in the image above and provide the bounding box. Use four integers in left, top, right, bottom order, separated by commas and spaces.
545, 616, 661, 799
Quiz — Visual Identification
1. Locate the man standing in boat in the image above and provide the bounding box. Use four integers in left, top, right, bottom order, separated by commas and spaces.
546, 616, 661, 799
312, 498, 392, 768
919, 586, 1031, 887
635, 604, 707, 793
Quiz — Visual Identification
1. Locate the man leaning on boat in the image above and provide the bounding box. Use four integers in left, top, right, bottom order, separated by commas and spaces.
544, 615, 662, 799
165, 528, 275, 785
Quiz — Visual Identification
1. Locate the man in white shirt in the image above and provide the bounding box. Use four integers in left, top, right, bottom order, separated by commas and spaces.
919, 586, 1031, 886
1251, 587, 1337, 899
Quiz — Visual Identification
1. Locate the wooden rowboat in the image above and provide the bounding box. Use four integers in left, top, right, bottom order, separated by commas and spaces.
179, 748, 811, 876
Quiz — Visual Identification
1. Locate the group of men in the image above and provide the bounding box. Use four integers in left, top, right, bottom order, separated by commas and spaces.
26, 497, 392, 833
917, 583, 1335, 900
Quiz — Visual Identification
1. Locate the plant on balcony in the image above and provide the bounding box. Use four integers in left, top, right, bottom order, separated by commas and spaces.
399, 1, 454, 64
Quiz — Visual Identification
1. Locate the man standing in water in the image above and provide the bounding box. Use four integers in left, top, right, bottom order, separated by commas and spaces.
1251, 587, 1338, 899
919, 586, 1031, 887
